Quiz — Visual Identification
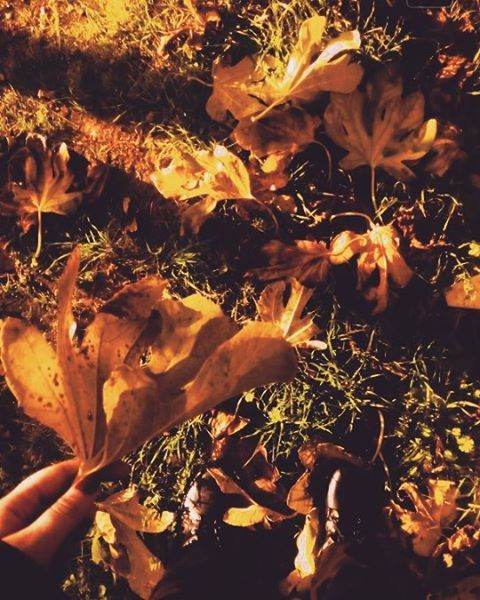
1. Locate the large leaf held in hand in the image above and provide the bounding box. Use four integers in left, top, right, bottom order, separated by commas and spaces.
0, 249, 297, 476
324, 71, 437, 180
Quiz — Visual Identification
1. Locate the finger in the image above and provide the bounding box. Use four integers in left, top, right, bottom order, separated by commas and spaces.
3, 484, 96, 567
0, 459, 78, 537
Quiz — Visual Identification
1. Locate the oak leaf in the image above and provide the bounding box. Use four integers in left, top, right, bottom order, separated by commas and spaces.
445, 274, 480, 310
257, 279, 325, 349
391, 479, 458, 557
330, 224, 413, 314
2, 134, 106, 257
207, 16, 363, 122
0, 249, 297, 477
324, 71, 437, 181
93, 488, 174, 599
253, 239, 330, 285
151, 145, 254, 234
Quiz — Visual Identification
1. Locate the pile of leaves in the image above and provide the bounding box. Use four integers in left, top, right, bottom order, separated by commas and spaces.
0, 0, 479, 598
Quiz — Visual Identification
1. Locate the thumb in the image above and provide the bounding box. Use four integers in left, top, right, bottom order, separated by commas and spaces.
3, 485, 96, 567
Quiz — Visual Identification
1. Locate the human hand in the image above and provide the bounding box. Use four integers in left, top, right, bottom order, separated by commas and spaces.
0, 459, 125, 567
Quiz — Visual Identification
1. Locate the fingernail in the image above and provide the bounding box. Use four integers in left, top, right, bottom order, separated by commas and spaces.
74, 473, 101, 495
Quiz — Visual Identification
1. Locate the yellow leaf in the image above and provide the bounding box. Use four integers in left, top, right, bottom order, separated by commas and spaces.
94, 488, 173, 599
151, 145, 253, 234
1, 250, 297, 477
330, 224, 413, 314
445, 274, 480, 309
324, 71, 437, 180
207, 16, 363, 123
392, 479, 458, 557
257, 279, 323, 348
287, 471, 314, 514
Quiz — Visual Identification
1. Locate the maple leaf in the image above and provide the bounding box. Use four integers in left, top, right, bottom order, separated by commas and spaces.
391, 479, 458, 557
256, 279, 325, 349
207, 16, 363, 123
1, 134, 106, 258
445, 274, 480, 310
232, 107, 321, 159
253, 239, 330, 285
93, 487, 174, 599
330, 224, 413, 314
324, 71, 437, 181
210, 410, 249, 462
0, 249, 297, 477
151, 144, 254, 234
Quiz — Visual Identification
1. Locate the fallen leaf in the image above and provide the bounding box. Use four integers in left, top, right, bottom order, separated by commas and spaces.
391, 479, 458, 557
151, 145, 254, 234
207, 16, 363, 122
94, 488, 174, 599
434, 525, 480, 568
232, 107, 320, 159
252, 239, 330, 285
280, 509, 320, 596
324, 71, 437, 181
424, 123, 465, 177
1, 134, 106, 257
210, 410, 249, 462
330, 224, 413, 314
206, 55, 268, 122
445, 274, 480, 310
208, 445, 292, 527
0, 249, 297, 477
257, 279, 325, 348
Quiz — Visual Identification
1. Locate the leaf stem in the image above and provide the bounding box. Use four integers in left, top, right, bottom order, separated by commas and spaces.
34, 206, 42, 259
370, 167, 378, 215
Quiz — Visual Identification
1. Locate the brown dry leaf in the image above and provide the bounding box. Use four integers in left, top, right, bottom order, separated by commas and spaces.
93, 488, 174, 599
324, 71, 437, 181
0, 249, 297, 477
1, 134, 106, 257
257, 279, 325, 349
391, 479, 458, 557
330, 224, 413, 314
445, 274, 480, 310
210, 410, 249, 462
207, 16, 363, 122
208, 466, 291, 528
424, 123, 465, 177
150, 144, 254, 234
253, 239, 330, 285
287, 471, 313, 515
434, 525, 480, 568
232, 107, 321, 159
